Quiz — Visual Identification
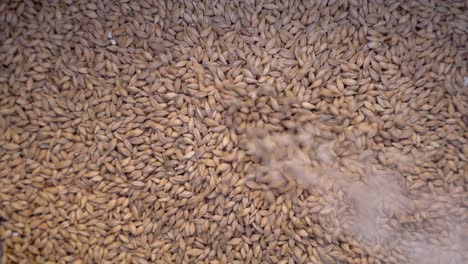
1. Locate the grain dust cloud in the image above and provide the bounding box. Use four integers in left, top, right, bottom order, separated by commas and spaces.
247, 124, 467, 263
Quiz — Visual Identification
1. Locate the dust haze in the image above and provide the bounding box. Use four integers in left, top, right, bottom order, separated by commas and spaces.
247, 124, 467, 264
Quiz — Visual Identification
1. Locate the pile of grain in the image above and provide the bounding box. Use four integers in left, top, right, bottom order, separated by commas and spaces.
0, 0, 467, 263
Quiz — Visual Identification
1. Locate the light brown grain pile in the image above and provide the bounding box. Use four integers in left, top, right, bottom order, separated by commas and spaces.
0, 0, 467, 263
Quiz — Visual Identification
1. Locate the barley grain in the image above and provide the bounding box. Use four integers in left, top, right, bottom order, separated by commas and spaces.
0, 0, 467, 263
